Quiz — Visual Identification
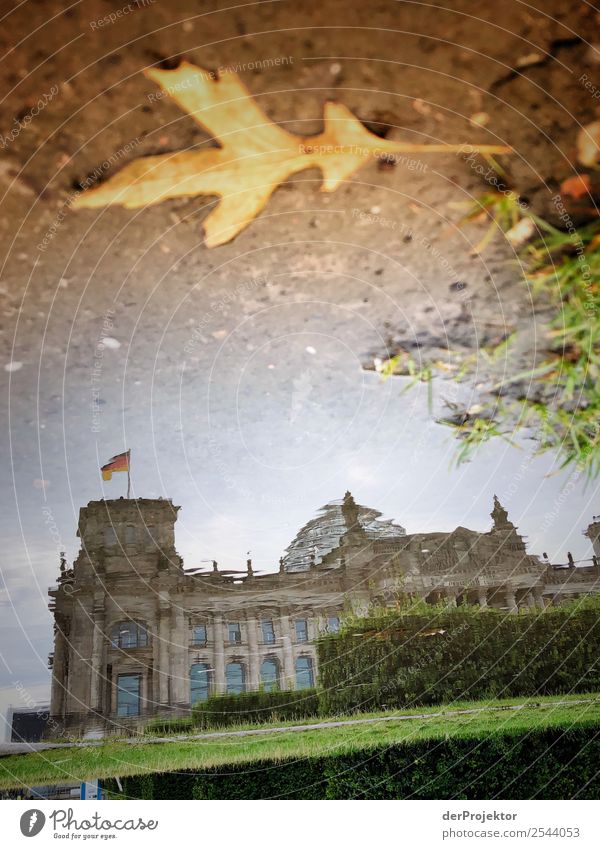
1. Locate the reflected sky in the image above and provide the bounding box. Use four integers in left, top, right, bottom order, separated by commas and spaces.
2, 286, 597, 716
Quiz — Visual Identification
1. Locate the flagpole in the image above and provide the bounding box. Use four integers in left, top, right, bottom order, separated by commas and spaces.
127, 449, 131, 499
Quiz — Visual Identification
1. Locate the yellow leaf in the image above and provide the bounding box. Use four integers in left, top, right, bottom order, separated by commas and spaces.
73, 62, 511, 247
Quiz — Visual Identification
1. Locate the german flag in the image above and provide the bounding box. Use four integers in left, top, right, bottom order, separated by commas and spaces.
101, 450, 130, 481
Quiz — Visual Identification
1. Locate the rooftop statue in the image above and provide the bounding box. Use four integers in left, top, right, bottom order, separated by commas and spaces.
491, 495, 515, 531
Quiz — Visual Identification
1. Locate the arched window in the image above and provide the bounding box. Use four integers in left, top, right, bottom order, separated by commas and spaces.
295, 655, 314, 689
110, 621, 149, 649
260, 657, 280, 692
225, 662, 245, 694
190, 663, 211, 704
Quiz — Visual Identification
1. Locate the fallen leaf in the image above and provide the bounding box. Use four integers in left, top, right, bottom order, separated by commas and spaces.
576, 120, 600, 167
73, 62, 511, 247
560, 173, 591, 199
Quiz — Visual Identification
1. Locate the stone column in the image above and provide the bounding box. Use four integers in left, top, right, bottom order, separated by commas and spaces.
213, 614, 226, 694
533, 586, 545, 608
171, 600, 188, 705
64, 642, 75, 716
247, 617, 260, 690
504, 585, 518, 613
445, 589, 457, 607
279, 613, 295, 688
50, 626, 67, 719
477, 587, 488, 608
158, 607, 171, 707
152, 614, 161, 710
88, 595, 105, 714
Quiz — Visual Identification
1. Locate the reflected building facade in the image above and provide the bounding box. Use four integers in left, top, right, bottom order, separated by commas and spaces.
48, 492, 600, 737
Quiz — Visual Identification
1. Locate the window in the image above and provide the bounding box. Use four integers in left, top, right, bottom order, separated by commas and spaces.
261, 619, 275, 644
192, 624, 207, 646
226, 662, 245, 694
295, 656, 314, 689
111, 621, 149, 649
103, 526, 117, 546
124, 526, 137, 544
227, 622, 242, 644
295, 619, 308, 643
116, 674, 141, 716
260, 657, 280, 692
327, 616, 340, 633
190, 663, 211, 704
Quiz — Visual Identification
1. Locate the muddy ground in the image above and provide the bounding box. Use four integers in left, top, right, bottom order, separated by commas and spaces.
1, 0, 599, 569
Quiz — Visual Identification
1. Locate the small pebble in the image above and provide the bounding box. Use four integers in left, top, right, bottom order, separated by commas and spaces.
470, 112, 489, 127
4, 361, 22, 372
102, 337, 121, 349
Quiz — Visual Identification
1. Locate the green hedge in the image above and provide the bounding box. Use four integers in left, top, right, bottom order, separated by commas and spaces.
144, 717, 194, 735
191, 688, 320, 729
317, 599, 600, 715
106, 725, 600, 799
